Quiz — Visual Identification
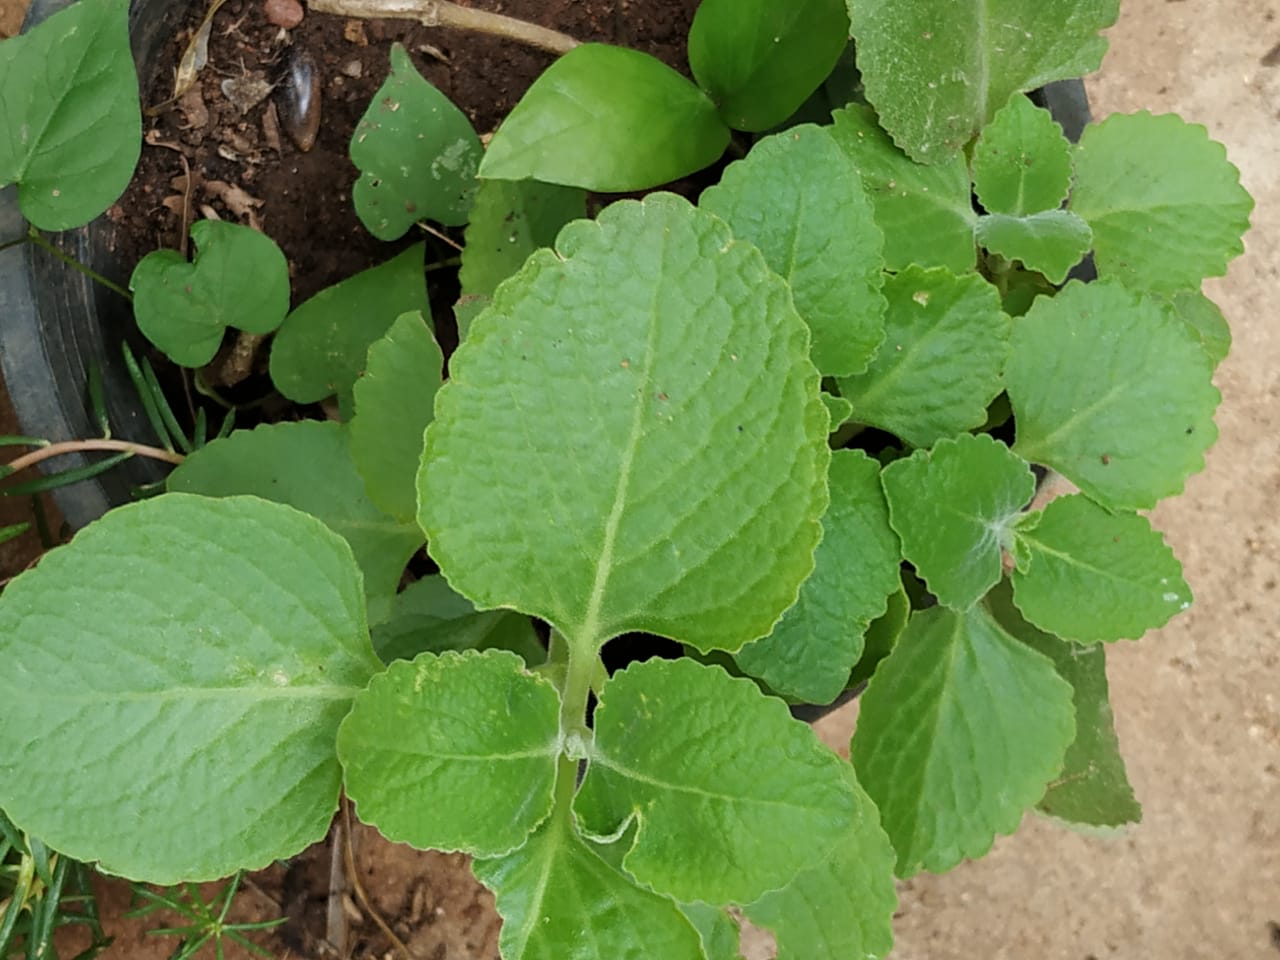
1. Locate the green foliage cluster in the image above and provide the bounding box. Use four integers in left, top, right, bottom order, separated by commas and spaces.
0, 0, 1252, 957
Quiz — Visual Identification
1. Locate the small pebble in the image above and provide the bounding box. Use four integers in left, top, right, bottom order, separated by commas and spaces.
264, 0, 304, 29
341, 59, 363, 79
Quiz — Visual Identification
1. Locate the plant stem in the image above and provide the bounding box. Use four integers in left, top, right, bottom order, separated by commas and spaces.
558, 631, 596, 751
26, 229, 133, 301
0, 235, 29, 255
3, 440, 185, 476
308, 0, 579, 55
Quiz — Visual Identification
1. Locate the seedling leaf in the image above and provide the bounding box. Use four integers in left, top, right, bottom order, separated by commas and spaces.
1010, 493, 1190, 642
351, 43, 482, 239
851, 603, 1075, 876
881, 434, 1035, 610
420, 194, 829, 654
1007, 280, 1220, 509
479, 44, 730, 191
576, 658, 861, 904
338, 650, 560, 856
735, 450, 901, 704
848, 0, 1118, 162
687, 0, 850, 132
1069, 111, 1253, 292
130, 220, 290, 367
0, 0, 141, 230
971, 95, 1073, 216
1165, 289, 1231, 367
975, 210, 1092, 284
700, 124, 887, 377
837, 266, 1010, 447
0, 494, 380, 882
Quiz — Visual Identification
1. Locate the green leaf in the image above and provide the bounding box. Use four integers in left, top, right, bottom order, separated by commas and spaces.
822, 393, 855, 429
687, 0, 850, 132
371, 575, 544, 666
269, 244, 430, 405
338, 650, 560, 856
881, 433, 1035, 610
1165, 289, 1231, 368
479, 44, 730, 192
972, 94, 1073, 216
0, 0, 140, 230
829, 105, 976, 273
453, 293, 489, 343
129, 220, 290, 368
1010, 493, 1190, 642
168, 421, 422, 615
986, 580, 1140, 828
849, 0, 1118, 163
576, 657, 860, 904
1069, 111, 1253, 293
350, 311, 443, 522
734, 450, 901, 704
0, 494, 380, 882
1007, 280, 1220, 509
474, 815, 705, 960
744, 773, 897, 960
350, 43, 482, 239
699, 124, 886, 377
975, 210, 1092, 284
680, 903, 743, 960
837, 266, 1010, 447
848, 581, 908, 688
459, 178, 586, 298
420, 194, 829, 654
850, 603, 1075, 876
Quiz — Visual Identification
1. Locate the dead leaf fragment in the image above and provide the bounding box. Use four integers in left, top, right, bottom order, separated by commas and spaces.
178, 85, 210, 130
221, 74, 274, 114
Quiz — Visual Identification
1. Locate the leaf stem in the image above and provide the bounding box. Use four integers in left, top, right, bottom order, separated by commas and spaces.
26, 228, 133, 301
307, 0, 579, 55
3, 439, 185, 478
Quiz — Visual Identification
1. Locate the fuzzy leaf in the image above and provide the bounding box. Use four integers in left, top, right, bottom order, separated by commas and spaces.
986, 580, 1141, 828
576, 658, 860, 904
1007, 280, 1220, 509
1165, 289, 1231, 367
700, 124, 886, 376
0, 495, 380, 882
0, 0, 140, 230
168, 421, 422, 615
350, 311, 443, 522
480, 44, 730, 191
829, 104, 976, 273
420, 194, 829, 654
687, 0, 850, 132
975, 210, 1092, 284
460, 178, 586, 297
269, 244, 429, 405
881, 434, 1035, 610
130, 220, 289, 368
971, 94, 1073, 216
1011, 494, 1190, 642
1069, 111, 1253, 292
837, 266, 1010, 447
849, 0, 1118, 162
734, 450, 901, 703
850, 604, 1075, 876
338, 650, 560, 856
351, 44, 482, 239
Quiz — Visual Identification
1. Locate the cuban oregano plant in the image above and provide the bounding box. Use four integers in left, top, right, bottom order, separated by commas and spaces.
0, 0, 1253, 957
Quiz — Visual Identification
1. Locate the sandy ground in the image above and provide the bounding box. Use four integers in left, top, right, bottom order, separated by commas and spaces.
2, 0, 1277, 957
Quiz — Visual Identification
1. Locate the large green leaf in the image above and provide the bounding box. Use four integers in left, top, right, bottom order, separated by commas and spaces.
1010, 493, 1190, 642
479, 44, 730, 192
576, 658, 860, 904
881, 433, 1035, 610
687, 0, 850, 132
850, 604, 1075, 876
699, 124, 886, 377
0, 0, 141, 230
986, 580, 1141, 828
829, 104, 976, 273
734, 450, 901, 704
338, 650, 560, 856
420, 194, 829, 654
1007, 280, 1220, 509
971, 94, 1073, 216
168, 421, 422, 616
269, 244, 430, 405
351, 44, 482, 239
1069, 111, 1253, 293
837, 266, 1010, 447
848, 0, 1118, 162
350, 311, 443, 522
0, 494, 380, 882
130, 220, 290, 368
